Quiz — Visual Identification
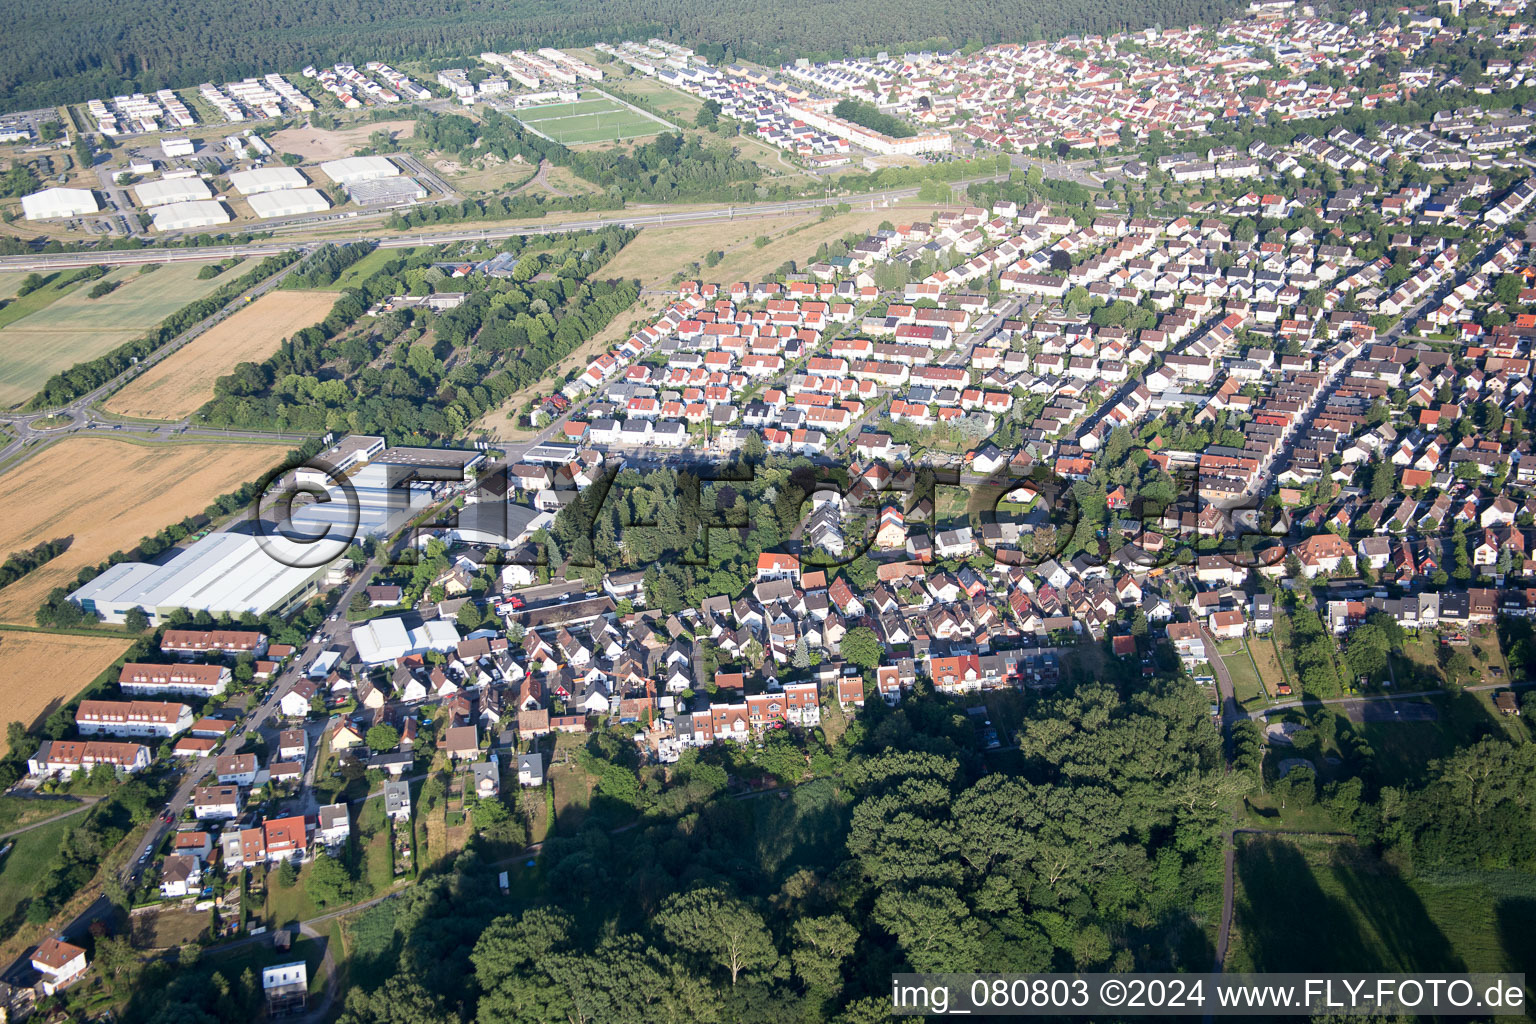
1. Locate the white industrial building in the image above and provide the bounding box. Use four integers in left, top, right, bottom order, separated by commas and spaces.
151, 200, 231, 232
229, 166, 308, 195
161, 137, 195, 158
320, 155, 399, 185
133, 177, 214, 207
70, 438, 481, 625
352, 616, 462, 665
21, 187, 100, 220
247, 188, 330, 219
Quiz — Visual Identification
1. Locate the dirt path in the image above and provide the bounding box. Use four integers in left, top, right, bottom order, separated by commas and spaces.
0, 796, 101, 840
512, 160, 568, 198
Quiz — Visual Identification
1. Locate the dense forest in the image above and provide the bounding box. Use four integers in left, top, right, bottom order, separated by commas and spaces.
117, 678, 1232, 1024
1, 0, 1239, 110
195, 230, 638, 440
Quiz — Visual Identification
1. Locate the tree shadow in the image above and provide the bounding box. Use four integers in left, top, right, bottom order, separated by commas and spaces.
1232, 836, 1380, 972
1495, 897, 1536, 1007
1332, 843, 1463, 972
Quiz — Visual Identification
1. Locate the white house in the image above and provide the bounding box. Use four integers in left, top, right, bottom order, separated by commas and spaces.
31, 939, 88, 995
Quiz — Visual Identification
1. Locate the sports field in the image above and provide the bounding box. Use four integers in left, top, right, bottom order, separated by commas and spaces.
0, 261, 247, 409
0, 630, 131, 745
0, 437, 290, 624
104, 289, 336, 420
514, 94, 670, 145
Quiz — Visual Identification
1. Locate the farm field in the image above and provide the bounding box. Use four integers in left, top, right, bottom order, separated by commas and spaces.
0, 437, 290, 624
514, 93, 668, 145
602, 204, 934, 290
269, 119, 417, 163
0, 630, 130, 746
1227, 833, 1534, 976
0, 261, 249, 409
104, 290, 337, 419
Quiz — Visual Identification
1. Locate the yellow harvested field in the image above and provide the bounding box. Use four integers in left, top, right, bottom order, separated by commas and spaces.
0, 438, 290, 624
105, 290, 337, 420
269, 120, 417, 163
0, 631, 131, 748
602, 204, 939, 289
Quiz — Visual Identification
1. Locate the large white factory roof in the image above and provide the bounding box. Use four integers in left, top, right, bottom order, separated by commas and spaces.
133, 177, 214, 207
71, 531, 323, 623
69, 440, 480, 625
247, 188, 330, 219
21, 187, 100, 220
151, 200, 231, 232
320, 155, 399, 184
229, 166, 308, 195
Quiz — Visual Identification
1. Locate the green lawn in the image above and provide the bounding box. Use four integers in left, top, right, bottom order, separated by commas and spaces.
264, 867, 320, 930
324, 247, 408, 291
0, 794, 82, 833
1221, 643, 1267, 705
514, 95, 665, 145
1358, 688, 1526, 788
356, 796, 394, 893
1228, 833, 1534, 977
0, 816, 76, 930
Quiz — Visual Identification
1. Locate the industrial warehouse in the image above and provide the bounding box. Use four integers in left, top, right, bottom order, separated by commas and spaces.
68, 438, 483, 624
150, 199, 231, 231
319, 155, 400, 184
20, 186, 100, 220
228, 166, 309, 194
131, 176, 214, 207
246, 188, 330, 218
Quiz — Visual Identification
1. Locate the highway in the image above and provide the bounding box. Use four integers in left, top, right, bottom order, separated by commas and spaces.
0, 176, 1009, 272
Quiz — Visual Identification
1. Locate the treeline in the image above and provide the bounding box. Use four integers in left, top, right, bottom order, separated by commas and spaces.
195, 229, 638, 440
0, 538, 69, 592
1, 0, 1236, 110
832, 98, 915, 139
25, 251, 301, 410
35, 438, 324, 628
281, 241, 376, 290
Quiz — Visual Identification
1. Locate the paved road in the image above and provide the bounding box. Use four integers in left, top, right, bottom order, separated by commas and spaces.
0, 175, 1008, 273
1255, 677, 1533, 716
1201, 624, 1240, 975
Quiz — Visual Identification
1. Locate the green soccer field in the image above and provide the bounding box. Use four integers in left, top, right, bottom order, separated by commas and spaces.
514, 95, 667, 145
